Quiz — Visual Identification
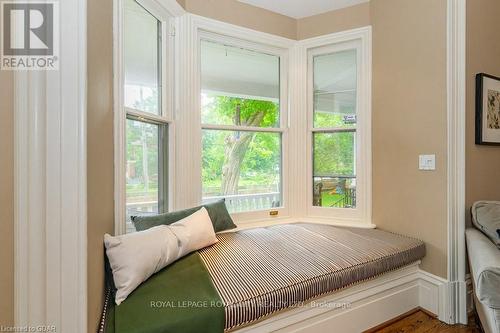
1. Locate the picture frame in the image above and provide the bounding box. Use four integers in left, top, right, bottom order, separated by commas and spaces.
476, 73, 500, 145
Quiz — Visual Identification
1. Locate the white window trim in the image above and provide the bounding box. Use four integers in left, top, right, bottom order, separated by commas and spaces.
299, 27, 372, 227
113, 0, 183, 234
198, 28, 291, 223
174, 14, 295, 224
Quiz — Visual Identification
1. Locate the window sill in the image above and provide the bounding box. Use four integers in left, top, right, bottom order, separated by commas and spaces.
227, 215, 376, 232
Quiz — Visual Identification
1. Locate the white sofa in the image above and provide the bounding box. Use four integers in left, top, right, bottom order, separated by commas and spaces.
466, 201, 500, 333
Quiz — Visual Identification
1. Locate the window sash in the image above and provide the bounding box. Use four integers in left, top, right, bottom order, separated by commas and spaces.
201, 129, 283, 212
199, 33, 288, 217
126, 114, 169, 210
123, 0, 163, 115
311, 129, 357, 209
121, 0, 172, 233
126, 107, 171, 125
200, 125, 288, 215
198, 37, 289, 217
201, 123, 284, 133
199, 31, 288, 131
306, 36, 369, 223
311, 127, 357, 134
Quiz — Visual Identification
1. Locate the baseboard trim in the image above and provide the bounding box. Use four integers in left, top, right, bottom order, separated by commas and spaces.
417, 269, 450, 323
437, 278, 468, 325
235, 264, 450, 333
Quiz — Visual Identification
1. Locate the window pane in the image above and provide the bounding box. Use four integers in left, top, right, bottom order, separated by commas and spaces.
202, 129, 282, 213
313, 132, 356, 208
201, 40, 280, 127
126, 119, 160, 224
124, 0, 161, 114
313, 49, 357, 128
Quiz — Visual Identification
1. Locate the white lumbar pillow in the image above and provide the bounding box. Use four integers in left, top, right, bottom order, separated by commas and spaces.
104, 207, 218, 305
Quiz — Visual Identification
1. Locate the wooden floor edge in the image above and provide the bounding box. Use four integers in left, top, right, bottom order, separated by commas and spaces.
363, 307, 438, 333
417, 306, 438, 318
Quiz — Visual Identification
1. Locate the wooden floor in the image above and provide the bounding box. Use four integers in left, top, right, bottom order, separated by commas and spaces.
371, 310, 481, 333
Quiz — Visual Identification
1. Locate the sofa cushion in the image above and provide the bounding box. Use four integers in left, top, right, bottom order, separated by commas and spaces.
471, 201, 500, 249
132, 199, 236, 233
466, 228, 500, 309
105, 207, 218, 305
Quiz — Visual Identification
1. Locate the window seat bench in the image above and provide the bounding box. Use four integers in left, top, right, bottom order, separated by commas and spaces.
100, 223, 425, 333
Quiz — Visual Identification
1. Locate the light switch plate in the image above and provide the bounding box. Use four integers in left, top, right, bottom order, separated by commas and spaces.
419, 154, 436, 170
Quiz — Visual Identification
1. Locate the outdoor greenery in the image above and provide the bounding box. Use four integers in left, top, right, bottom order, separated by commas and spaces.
202, 95, 281, 197
126, 119, 159, 202
313, 131, 355, 176
313, 112, 356, 208
124, 92, 357, 205
202, 95, 279, 127
314, 109, 354, 128
321, 192, 344, 207
313, 103, 356, 176
125, 89, 161, 198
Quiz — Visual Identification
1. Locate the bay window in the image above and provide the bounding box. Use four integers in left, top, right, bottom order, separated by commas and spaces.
115, 12, 371, 231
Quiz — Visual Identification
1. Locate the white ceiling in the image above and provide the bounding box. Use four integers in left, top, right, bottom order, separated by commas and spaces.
238, 0, 369, 19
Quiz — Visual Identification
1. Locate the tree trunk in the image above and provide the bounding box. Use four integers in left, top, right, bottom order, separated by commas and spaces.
221, 107, 264, 195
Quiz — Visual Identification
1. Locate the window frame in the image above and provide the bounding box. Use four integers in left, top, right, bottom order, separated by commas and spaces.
194, 26, 293, 224
303, 30, 372, 225
197, 30, 288, 223
125, 114, 169, 211
114, 0, 177, 235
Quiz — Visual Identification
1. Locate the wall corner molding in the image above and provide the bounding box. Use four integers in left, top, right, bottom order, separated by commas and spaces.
446, 0, 467, 325
416, 269, 452, 323
14, 0, 87, 331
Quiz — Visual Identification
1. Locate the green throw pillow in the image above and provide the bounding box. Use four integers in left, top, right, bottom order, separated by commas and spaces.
131, 199, 236, 233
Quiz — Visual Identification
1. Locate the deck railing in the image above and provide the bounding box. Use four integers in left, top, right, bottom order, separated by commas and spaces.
330, 187, 356, 208
126, 201, 158, 217
125, 192, 281, 232
203, 192, 281, 213
314, 176, 357, 208
126, 201, 158, 233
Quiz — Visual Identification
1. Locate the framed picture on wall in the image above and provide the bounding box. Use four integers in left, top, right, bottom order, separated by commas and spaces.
476, 73, 500, 145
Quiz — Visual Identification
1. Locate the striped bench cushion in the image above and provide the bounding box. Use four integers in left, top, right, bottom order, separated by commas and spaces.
198, 223, 425, 331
